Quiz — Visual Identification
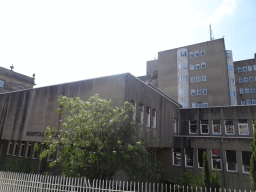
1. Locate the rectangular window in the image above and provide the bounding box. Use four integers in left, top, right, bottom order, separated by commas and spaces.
198, 149, 206, 168
192, 102, 196, 108
190, 64, 194, 70
146, 107, 150, 127
245, 88, 250, 94
226, 150, 237, 172
196, 75, 201, 82
248, 65, 252, 71
240, 88, 244, 94
201, 62, 206, 68
250, 76, 254, 82
246, 99, 251, 105
237, 67, 242, 73
202, 75, 206, 81
190, 52, 194, 58
191, 76, 195, 83
6, 140, 13, 155
19, 142, 26, 157
174, 118, 177, 133
244, 77, 248, 83
212, 150, 222, 170
203, 88, 207, 95
152, 109, 156, 128
191, 89, 195, 96
203, 102, 208, 107
197, 88, 201, 95
32, 144, 40, 159
243, 66, 247, 72
195, 51, 199, 57
239, 78, 243, 83
198, 102, 202, 108
212, 120, 221, 134
253, 99, 256, 105
251, 88, 255, 93
25, 143, 32, 158
181, 51, 187, 57
185, 148, 193, 167
200, 120, 209, 134
173, 148, 181, 166
139, 104, 144, 124
241, 100, 245, 105
12, 141, 19, 156
225, 120, 235, 135
242, 151, 252, 173
189, 120, 197, 134
201, 50, 205, 56
196, 64, 200, 69
254, 65, 256, 70
238, 119, 249, 135
255, 75, 256, 81
17, 86, 24, 91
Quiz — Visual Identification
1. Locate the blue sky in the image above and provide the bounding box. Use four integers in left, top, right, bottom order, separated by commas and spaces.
0, 0, 255, 88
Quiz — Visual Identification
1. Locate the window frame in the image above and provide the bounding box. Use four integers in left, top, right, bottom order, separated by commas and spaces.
152, 109, 157, 129
250, 76, 254, 82
243, 66, 247, 72
242, 151, 252, 174
203, 88, 207, 95
253, 99, 256, 105
198, 149, 206, 169
240, 88, 244, 94
185, 148, 194, 167
196, 75, 201, 82
192, 102, 196, 108
201, 62, 206, 68
254, 65, 256, 71
191, 76, 195, 83
226, 150, 237, 172
190, 52, 194, 58
238, 119, 249, 135
196, 64, 200, 69
201, 50, 205, 56
239, 78, 243, 83
173, 148, 181, 166
251, 88, 255, 93
211, 149, 222, 171
25, 142, 32, 158
225, 120, 235, 135
241, 100, 245, 105
191, 89, 195, 96
200, 120, 209, 134
202, 75, 206, 81
197, 88, 201, 95
246, 99, 251, 105
146, 106, 151, 128
139, 104, 144, 124
248, 65, 252, 71
212, 120, 221, 135
195, 51, 199, 57
12, 141, 19, 157
190, 64, 194, 70
198, 102, 202, 108
245, 88, 250, 94
203, 102, 208, 107
244, 77, 248, 83
6, 140, 13, 155
189, 120, 197, 134
18, 142, 26, 157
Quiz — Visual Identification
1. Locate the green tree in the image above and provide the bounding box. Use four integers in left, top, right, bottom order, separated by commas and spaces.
210, 165, 220, 191
202, 152, 211, 190
39, 94, 160, 182
250, 119, 256, 191
1, 157, 37, 173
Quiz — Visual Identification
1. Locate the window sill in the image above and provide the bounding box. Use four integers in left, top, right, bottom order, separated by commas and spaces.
173, 164, 181, 167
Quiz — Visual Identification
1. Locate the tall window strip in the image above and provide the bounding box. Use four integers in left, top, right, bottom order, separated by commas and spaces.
198, 149, 206, 168
185, 148, 193, 167
152, 109, 156, 128
139, 104, 144, 124
6, 140, 13, 155
242, 151, 252, 173
226, 150, 237, 172
146, 107, 150, 127
12, 141, 19, 156
212, 149, 222, 170
19, 141, 26, 157
173, 148, 181, 166
189, 120, 197, 134
174, 118, 177, 133
25, 142, 32, 158
131, 100, 136, 122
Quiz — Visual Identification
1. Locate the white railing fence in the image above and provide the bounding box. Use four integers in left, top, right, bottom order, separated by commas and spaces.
0, 171, 248, 192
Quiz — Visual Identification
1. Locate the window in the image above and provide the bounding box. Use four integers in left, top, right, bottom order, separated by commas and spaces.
245, 88, 250, 94
139, 104, 144, 124
242, 151, 252, 173
6, 141, 13, 155
201, 62, 206, 68
201, 50, 205, 56
250, 76, 254, 82
185, 148, 193, 167
237, 67, 242, 73
253, 99, 256, 105
202, 75, 206, 81
239, 78, 243, 83
248, 65, 252, 71
146, 107, 150, 127
255, 75, 256, 81
174, 118, 177, 133
32, 144, 40, 159
17, 86, 24, 91
173, 148, 181, 166
195, 51, 199, 57
12, 141, 19, 156
189, 120, 197, 134
190, 52, 194, 58
196, 75, 201, 82
131, 100, 136, 122
244, 77, 248, 83
181, 51, 186, 57
192, 102, 196, 108
196, 64, 200, 69
243, 66, 247, 72
246, 99, 251, 105
198, 102, 202, 108
198, 149, 206, 168
212, 120, 221, 134
25, 143, 32, 158
212, 150, 222, 170
240, 88, 244, 94
197, 88, 201, 95
200, 120, 209, 134
238, 119, 249, 135
19, 142, 26, 157
225, 120, 235, 135
191, 76, 195, 83
226, 150, 237, 172
191, 89, 195, 96
252, 88, 256, 93
203, 88, 207, 95
152, 109, 156, 128
254, 65, 256, 70
241, 100, 245, 105
190, 64, 194, 70
203, 102, 208, 107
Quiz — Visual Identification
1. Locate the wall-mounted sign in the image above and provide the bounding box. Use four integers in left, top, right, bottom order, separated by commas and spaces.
0, 80, 4, 87
26, 131, 44, 137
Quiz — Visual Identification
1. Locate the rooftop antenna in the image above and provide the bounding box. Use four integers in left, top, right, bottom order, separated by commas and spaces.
209, 24, 214, 41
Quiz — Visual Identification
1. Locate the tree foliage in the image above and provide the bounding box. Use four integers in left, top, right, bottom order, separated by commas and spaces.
39, 94, 160, 182
210, 165, 220, 191
1, 157, 37, 173
250, 119, 256, 191
202, 152, 211, 190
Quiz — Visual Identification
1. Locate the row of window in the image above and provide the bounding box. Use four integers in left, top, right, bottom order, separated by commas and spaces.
190, 62, 206, 70
240, 88, 255, 94
189, 119, 252, 135
237, 65, 256, 73
238, 76, 256, 83
241, 99, 256, 105
190, 50, 205, 58
191, 102, 208, 108
6, 141, 39, 159
191, 75, 207, 83
191, 88, 207, 96
173, 148, 251, 173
